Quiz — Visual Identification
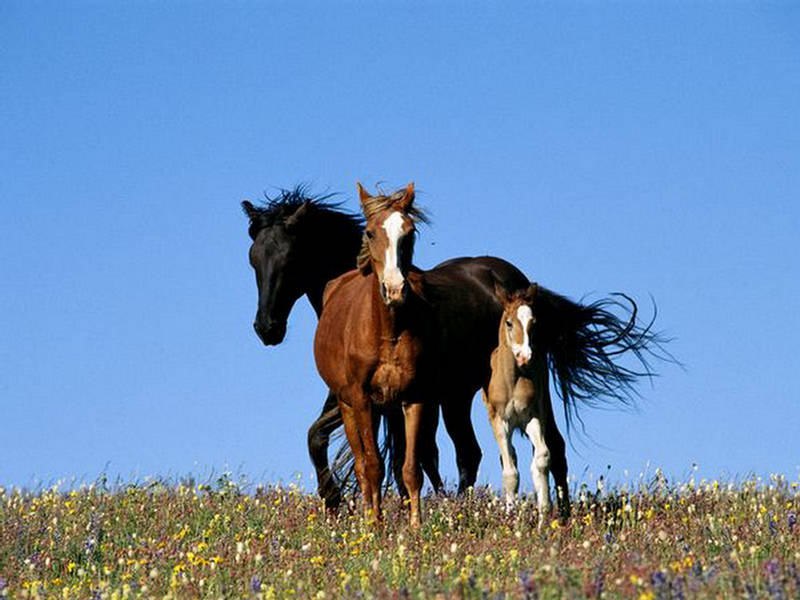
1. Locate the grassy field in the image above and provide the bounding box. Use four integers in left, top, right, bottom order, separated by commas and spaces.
1, 473, 798, 599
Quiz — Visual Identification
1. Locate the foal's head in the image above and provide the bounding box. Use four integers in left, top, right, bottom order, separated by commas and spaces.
496, 284, 539, 367
357, 182, 426, 307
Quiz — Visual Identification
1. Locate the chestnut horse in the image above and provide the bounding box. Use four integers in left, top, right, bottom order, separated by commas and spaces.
314, 182, 432, 525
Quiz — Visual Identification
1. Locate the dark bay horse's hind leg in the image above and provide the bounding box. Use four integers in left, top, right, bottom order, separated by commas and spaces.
441, 396, 482, 494
420, 404, 443, 493
307, 391, 343, 510
543, 396, 571, 519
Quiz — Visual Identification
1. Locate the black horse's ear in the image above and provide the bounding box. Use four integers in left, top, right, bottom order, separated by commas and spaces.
241, 200, 257, 220
285, 200, 310, 230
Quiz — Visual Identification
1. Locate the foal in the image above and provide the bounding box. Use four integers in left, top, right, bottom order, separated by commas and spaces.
483, 283, 552, 523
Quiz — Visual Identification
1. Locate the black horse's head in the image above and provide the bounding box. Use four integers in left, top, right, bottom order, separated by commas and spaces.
242, 187, 363, 346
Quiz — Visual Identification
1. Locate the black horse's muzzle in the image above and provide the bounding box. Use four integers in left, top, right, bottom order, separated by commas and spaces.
253, 319, 287, 346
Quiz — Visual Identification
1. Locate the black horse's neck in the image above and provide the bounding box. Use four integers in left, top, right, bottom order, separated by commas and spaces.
302, 210, 364, 316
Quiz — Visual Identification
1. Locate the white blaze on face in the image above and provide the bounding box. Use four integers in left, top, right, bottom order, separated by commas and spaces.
512, 304, 533, 365
382, 211, 405, 291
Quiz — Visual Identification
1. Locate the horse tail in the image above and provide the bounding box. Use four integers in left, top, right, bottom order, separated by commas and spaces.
329, 408, 397, 496
536, 287, 676, 431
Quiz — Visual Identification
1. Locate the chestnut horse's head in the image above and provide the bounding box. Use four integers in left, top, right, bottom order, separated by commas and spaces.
357, 182, 426, 307
495, 283, 539, 367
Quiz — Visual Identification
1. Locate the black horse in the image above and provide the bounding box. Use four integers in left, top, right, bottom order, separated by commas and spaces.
242, 186, 668, 513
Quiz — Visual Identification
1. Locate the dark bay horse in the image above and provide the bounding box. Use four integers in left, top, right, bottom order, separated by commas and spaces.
242, 185, 668, 516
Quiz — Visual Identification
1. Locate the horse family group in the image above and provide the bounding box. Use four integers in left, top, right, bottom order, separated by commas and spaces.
242, 182, 667, 528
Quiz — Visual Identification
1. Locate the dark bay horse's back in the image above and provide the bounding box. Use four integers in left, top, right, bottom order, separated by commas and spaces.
422, 256, 531, 390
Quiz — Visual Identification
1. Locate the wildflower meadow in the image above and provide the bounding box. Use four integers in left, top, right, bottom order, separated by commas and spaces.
1, 472, 798, 599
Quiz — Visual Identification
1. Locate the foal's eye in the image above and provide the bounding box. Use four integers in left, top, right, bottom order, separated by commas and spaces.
505, 320, 512, 328
365, 231, 374, 240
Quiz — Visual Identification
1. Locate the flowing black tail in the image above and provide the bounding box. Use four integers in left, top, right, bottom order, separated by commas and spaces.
330, 408, 397, 497
536, 287, 676, 431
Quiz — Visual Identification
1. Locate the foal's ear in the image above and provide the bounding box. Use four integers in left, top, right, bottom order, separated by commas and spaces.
285, 200, 310, 230
493, 280, 511, 305
357, 182, 371, 206
241, 200, 258, 220
397, 181, 415, 210
523, 283, 539, 304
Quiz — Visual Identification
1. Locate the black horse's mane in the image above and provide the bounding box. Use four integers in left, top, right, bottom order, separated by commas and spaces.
242, 185, 364, 240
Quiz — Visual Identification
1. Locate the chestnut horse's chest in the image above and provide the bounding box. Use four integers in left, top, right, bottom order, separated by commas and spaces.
369, 333, 424, 405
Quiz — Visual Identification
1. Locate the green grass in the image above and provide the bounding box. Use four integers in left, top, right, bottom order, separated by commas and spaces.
1, 473, 798, 599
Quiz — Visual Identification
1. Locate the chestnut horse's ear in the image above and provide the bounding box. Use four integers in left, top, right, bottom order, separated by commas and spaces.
398, 181, 415, 210
493, 280, 511, 305
285, 200, 310, 230
357, 182, 371, 206
241, 200, 258, 220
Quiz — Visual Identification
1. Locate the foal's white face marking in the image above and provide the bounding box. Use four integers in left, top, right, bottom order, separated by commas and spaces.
511, 304, 533, 366
382, 211, 405, 291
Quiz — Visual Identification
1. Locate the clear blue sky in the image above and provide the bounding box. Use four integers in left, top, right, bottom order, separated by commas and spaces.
2, 3, 799, 492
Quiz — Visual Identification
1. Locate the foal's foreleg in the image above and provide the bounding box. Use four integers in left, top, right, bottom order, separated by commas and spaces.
543, 397, 571, 519
524, 413, 552, 526
488, 411, 519, 509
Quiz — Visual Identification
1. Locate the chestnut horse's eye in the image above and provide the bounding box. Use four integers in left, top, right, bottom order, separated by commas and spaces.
505, 320, 512, 328
366, 230, 374, 240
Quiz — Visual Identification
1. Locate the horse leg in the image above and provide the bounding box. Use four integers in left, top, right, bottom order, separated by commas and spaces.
386, 404, 409, 499
419, 404, 443, 493
338, 398, 369, 511
525, 409, 552, 528
307, 391, 343, 510
402, 401, 425, 528
441, 396, 481, 494
487, 409, 519, 510
542, 386, 571, 519
350, 395, 383, 521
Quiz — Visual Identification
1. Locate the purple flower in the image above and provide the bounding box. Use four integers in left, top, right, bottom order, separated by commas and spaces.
250, 576, 261, 593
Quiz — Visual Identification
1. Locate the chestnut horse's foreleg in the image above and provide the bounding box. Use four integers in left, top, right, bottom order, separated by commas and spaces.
307, 391, 343, 510
347, 395, 383, 521
338, 399, 369, 510
386, 405, 409, 499
441, 397, 482, 494
401, 402, 425, 527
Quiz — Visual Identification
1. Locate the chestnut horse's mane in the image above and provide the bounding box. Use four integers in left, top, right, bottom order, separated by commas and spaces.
357, 187, 430, 274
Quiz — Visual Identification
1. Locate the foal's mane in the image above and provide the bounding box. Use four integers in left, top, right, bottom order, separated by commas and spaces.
357, 187, 430, 274
242, 185, 364, 240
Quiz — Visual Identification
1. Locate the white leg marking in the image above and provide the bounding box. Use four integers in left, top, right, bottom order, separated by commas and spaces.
489, 416, 518, 510
525, 416, 551, 525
